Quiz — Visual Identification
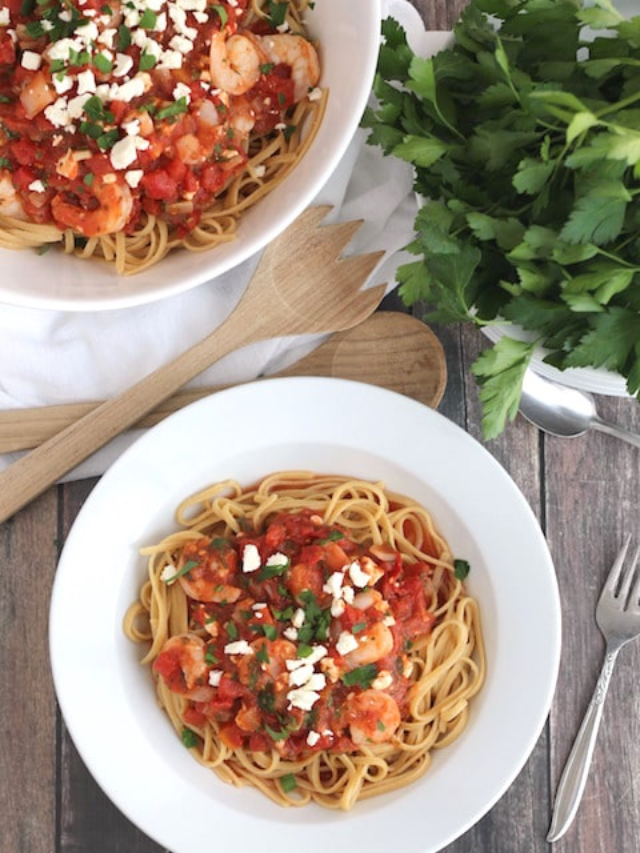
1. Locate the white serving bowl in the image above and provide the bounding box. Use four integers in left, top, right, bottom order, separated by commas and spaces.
0, 0, 382, 311
481, 324, 631, 398
50, 377, 561, 853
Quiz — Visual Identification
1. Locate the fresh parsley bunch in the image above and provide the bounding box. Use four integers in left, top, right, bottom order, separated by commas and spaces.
363, 0, 640, 438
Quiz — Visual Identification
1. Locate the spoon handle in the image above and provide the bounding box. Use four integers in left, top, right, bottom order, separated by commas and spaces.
593, 417, 640, 450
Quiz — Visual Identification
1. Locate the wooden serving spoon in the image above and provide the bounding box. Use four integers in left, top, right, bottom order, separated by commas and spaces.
0, 205, 387, 523
0, 311, 447, 453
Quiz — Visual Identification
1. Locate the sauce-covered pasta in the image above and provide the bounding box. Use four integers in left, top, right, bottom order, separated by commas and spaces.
0, 0, 323, 272
125, 472, 485, 809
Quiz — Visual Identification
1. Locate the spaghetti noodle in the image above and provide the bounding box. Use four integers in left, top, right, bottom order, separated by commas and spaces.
0, 0, 324, 274
124, 472, 485, 809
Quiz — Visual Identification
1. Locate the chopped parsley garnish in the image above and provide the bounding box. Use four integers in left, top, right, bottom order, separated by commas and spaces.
454, 559, 470, 581
297, 591, 331, 644
341, 664, 378, 689
280, 773, 298, 793
212, 4, 228, 27
317, 529, 344, 544
156, 97, 189, 122
181, 728, 199, 749
267, 0, 288, 28
162, 559, 198, 583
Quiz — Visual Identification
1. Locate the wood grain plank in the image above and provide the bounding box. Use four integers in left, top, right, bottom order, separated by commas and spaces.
56, 479, 168, 853
0, 491, 59, 853
435, 326, 551, 853
544, 400, 640, 853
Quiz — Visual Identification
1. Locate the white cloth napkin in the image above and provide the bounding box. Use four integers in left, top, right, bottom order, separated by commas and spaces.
0, 0, 422, 481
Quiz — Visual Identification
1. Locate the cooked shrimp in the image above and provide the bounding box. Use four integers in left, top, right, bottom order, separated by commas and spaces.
209, 31, 264, 96
0, 170, 27, 220
343, 621, 394, 670
153, 633, 216, 702
257, 33, 320, 102
19, 70, 56, 119
50, 175, 133, 238
176, 539, 242, 604
345, 689, 401, 745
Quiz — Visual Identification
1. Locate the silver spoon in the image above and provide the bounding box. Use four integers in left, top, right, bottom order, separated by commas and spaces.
519, 369, 640, 449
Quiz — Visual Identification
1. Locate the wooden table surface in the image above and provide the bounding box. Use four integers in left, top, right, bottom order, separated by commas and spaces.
2, 2, 640, 852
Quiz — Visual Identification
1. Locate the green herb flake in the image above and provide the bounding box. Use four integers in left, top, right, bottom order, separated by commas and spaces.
181, 728, 199, 749
454, 559, 471, 581
280, 772, 298, 793
341, 663, 378, 689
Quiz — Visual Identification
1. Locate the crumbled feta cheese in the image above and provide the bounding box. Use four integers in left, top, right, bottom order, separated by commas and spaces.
124, 169, 144, 188
21, 50, 42, 71
291, 607, 305, 629
330, 598, 345, 618
283, 626, 298, 641
303, 645, 328, 666
323, 571, 344, 598
110, 136, 139, 170
308, 87, 323, 102
242, 543, 261, 573
336, 631, 358, 656
76, 69, 96, 95
113, 52, 134, 78
287, 687, 321, 712
348, 560, 370, 588
208, 670, 223, 687
0, 8, 10, 26
306, 730, 321, 747
371, 670, 393, 691
288, 663, 315, 688
28, 179, 45, 193
224, 640, 253, 655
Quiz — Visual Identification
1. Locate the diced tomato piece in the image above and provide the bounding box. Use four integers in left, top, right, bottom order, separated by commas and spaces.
219, 722, 245, 749
200, 163, 226, 194
183, 706, 207, 727
217, 674, 246, 702
323, 541, 350, 571
12, 166, 36, 191
264, 523, 286, 549
141, 169, 179, 201
10, 138, 38, 166
249, 732, 272, 751
166, 156, 187, 183
0, 35, 16, 66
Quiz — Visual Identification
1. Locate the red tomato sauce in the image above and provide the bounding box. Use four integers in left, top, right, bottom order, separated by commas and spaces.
153, 509, 441, 760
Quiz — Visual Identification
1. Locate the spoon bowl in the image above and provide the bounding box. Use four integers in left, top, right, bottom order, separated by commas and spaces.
519, 370, 640, 449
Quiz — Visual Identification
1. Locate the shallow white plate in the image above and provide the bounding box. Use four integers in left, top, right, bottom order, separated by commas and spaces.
50, 377, 561, 853
0, 0, 381, 311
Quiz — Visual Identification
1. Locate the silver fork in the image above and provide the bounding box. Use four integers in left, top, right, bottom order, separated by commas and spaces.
547, 535, 640, 843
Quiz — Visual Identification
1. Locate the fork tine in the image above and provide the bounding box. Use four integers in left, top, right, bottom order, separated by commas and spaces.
627, 545, 640, 608
603, 534, 632, 596
615, 540, 639, 604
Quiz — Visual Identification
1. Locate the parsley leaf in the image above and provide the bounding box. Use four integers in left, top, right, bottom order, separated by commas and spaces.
341, 664, 378, 689
365, 0, 640, 437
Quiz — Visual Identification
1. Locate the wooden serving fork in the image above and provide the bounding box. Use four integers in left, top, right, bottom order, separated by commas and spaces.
0, 206, 385, 523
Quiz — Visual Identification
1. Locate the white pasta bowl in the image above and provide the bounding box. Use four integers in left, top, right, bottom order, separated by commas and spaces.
0, 0, 381, 311
50, 377, 561, 853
